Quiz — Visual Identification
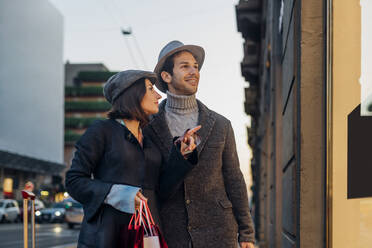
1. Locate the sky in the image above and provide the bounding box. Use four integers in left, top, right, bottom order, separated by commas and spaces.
49, 0, 253, 188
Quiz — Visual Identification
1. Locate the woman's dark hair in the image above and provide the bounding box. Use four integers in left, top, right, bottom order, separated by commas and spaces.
107, 77, 149, 127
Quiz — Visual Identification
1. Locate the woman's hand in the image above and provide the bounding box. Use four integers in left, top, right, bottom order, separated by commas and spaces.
179, 125, 201, 156
134, 191, 147, 211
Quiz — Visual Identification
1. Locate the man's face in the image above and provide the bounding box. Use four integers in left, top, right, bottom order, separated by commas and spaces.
165, 51, 200, 95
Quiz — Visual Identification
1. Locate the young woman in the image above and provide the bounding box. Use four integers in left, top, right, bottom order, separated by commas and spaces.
65, 70, 200, 248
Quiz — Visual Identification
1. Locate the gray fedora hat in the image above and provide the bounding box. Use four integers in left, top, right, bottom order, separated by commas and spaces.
103, 70, 157, 105
154, 40, 205, 93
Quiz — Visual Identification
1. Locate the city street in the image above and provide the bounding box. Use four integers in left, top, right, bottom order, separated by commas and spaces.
0, 223, 79, 248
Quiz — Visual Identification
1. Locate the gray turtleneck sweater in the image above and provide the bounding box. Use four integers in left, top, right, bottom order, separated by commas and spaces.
165, 91, 199, 137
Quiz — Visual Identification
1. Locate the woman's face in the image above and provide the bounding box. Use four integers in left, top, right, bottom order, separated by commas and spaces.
141, 78, 162, 115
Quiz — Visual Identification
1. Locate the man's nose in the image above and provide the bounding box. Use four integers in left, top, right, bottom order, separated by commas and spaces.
189, 67, 198, 75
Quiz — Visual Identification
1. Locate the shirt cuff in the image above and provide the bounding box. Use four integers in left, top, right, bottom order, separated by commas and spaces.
104, 184, 140, 214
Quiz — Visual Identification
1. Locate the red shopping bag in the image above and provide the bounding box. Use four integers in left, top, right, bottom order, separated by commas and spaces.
141, 201, 168, 248
121, 200, 168, 248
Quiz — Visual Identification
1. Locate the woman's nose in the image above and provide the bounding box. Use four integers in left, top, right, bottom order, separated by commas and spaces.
155, 91, 161, 99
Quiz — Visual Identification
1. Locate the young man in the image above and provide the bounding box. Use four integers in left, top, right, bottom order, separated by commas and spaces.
144, 41, 255, 248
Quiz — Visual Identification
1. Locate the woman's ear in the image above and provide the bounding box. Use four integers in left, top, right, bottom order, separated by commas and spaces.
161, 71, 172, 84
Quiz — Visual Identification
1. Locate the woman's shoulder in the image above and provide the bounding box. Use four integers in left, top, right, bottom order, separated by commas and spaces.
85, 119, 118, 135
90, 118, 113, 127
76, 119, 118, 146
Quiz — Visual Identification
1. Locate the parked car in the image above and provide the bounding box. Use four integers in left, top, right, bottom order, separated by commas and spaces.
35, 202, 66, 223
64, 200, 83, 229
0, 199, 20, 223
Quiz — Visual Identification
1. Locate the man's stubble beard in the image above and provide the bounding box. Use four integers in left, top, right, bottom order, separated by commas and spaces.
170, 79, 198, 96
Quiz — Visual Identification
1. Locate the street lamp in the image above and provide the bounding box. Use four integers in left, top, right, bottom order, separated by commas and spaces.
121, 28, 132, 35
120, 27, 148, 70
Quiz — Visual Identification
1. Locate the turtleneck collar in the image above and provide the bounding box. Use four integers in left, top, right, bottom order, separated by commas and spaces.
165, 90, 198, 114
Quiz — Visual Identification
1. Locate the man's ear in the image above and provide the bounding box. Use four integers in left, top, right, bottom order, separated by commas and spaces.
161, 71, 172, 84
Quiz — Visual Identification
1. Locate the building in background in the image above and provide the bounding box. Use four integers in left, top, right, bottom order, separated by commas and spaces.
328, 1, 372, 248
0, 0, 65, 200
65, 62, 108, 86
64, 66, 116, 180
236, 0, 372, 247
236, 0, 325, 247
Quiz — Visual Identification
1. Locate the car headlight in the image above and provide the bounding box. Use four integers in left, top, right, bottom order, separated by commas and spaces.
54, 211, 61, 217
35, 211, 41, 216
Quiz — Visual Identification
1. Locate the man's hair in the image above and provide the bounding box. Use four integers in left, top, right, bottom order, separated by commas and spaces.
159, 53, 177, 87
107, 78, 149, 127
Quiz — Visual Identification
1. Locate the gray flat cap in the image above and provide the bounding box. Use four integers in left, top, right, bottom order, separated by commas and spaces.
154, 40, 205, 93
103, 70, 157, 104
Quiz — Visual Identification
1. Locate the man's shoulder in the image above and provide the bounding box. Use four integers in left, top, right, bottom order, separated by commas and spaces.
209, 109, 230, 124
197, 100, 231, 126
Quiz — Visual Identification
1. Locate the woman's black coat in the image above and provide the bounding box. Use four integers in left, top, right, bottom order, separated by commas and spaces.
65, 119, 196, 247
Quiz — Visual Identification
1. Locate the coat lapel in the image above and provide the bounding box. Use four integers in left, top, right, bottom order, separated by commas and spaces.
149, 99, 216, 156
196, 100, 216, 155
148, 100, 174, 154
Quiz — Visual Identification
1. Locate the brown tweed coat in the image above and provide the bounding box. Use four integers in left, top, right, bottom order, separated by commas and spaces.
144, 100, 255, 248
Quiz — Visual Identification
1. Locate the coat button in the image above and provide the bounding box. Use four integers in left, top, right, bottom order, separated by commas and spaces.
186, 199, 191, 204
187, 225, 192, 231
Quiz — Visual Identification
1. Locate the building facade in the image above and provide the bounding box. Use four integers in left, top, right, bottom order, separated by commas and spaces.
65, 62, 109, 86
237, 0, 372, 247
329, 1, 372, 247
64, 67, 116, 179
236, 0, 325, 247
0, 0, 65, 200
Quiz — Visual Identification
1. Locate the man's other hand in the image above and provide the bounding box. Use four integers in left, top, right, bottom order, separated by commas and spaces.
240, 242, 255, 248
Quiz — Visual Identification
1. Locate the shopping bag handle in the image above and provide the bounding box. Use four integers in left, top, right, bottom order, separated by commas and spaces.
142, 201, 153, 236
138, 200, 152, 236
129, 200, 158, 236
128, 200, 144, 229
146, 201, 160, 235
143, 201, 155, 225
139, 200, 145, 226
135, 200, 144, 228
128, 212, 136, 228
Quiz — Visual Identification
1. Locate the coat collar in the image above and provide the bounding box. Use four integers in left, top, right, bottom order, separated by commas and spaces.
111, 119, 150, 148
149, 99, 216, 155
148, 101, 173, 153
196, 100, 216, 155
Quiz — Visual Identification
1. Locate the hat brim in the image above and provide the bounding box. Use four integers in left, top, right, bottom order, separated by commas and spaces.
154, 45, 205, 93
